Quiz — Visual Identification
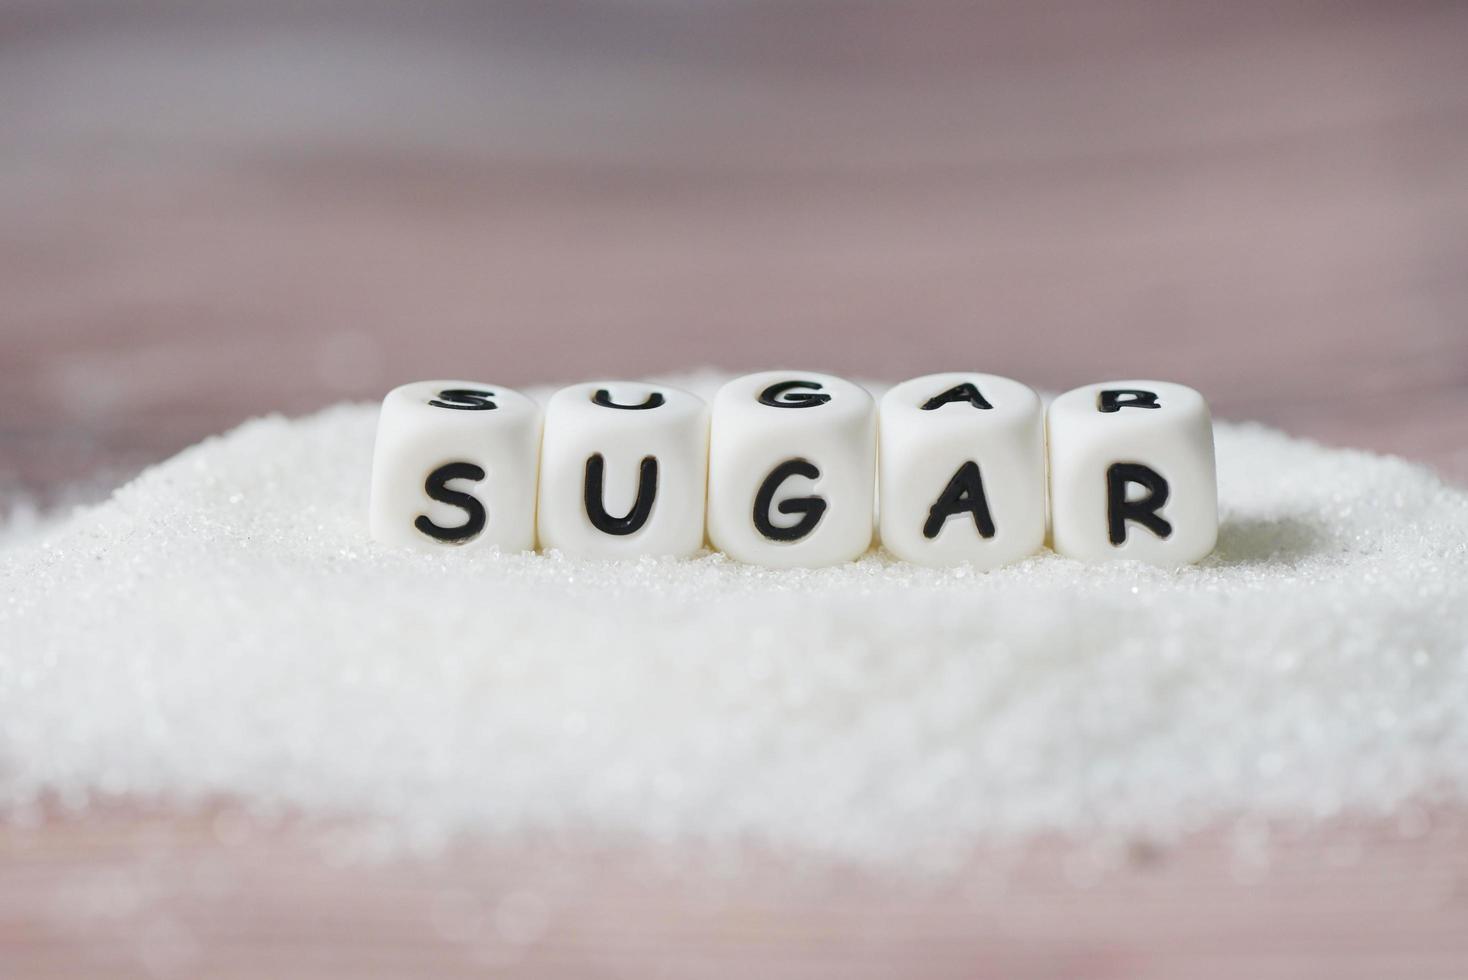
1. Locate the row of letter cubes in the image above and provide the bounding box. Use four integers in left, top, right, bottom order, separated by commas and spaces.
369, 372, 1217, 569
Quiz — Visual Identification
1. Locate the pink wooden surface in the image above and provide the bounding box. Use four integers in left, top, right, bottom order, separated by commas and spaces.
2, 1, 1467, 974
3, 805, 1466, 979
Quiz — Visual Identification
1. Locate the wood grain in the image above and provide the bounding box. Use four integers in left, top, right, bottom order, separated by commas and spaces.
4, 804, 1467, 979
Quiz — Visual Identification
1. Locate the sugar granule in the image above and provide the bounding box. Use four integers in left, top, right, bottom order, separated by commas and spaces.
2, 375, 1467, 868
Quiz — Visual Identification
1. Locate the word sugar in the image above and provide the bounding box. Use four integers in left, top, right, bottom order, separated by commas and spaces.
369, 372, 1217, 569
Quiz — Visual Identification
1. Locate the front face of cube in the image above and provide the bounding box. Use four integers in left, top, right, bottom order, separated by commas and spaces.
1047, 380, 1217, 566
368, 381, 542, 552
537, 381, 710, 559
707, 371, 876, 569
878, 372, 1047, 569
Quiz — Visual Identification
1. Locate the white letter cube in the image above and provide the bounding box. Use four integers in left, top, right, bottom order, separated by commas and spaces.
368, 380, 541, 552
878, 372, 1046, 569
537, 381, 709, 559
1047, 380, 1217, 566
707, 370, 876, 568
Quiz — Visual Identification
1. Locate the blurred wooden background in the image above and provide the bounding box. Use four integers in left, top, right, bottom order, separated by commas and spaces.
3, 0, 1466, 496
2, 1, 1467, 975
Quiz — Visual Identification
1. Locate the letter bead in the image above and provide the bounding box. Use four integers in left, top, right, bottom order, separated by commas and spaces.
878, 373, 1046, 569
369, 380, 541, 551
537, 381, 709, 559
1047, 380, 1218, 566
707, 371, 876, 568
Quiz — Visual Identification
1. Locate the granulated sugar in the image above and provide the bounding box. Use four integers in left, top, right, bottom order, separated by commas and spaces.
2, 375, 1467, 869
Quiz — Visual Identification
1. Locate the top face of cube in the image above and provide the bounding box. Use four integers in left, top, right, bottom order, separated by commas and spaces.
545, 381, 706, 427
1047, 380, 1209, 435
712, 370, 873, 429
880, 372, 1040, 431
382, 380, 540, 429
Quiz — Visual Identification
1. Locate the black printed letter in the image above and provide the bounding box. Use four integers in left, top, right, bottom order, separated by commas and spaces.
1106, 462, 1172, 544
1098, 389, 1160, 413
922, 461, 996, 539
759, 380, 831, 408
592, 389, 665, 411
752, 459, 827, 541
584, 454, 658, 535
414, 462, 487, 542
921, 383, 993, 411
428, 389, 497, 411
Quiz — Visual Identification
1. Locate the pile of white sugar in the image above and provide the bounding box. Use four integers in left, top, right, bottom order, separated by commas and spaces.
2, 374, 1467, 869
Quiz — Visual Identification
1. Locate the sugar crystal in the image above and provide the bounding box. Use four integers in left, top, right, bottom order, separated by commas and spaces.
1, 375, 1466, 868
